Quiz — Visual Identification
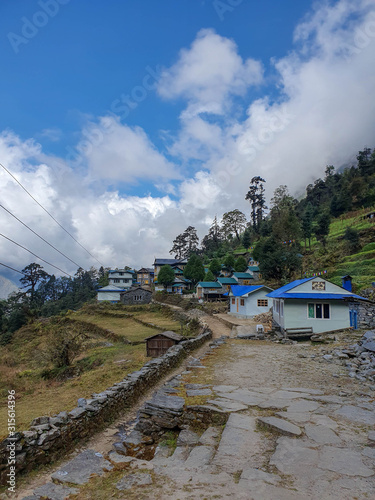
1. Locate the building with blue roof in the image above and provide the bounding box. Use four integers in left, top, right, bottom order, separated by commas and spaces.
266, 276, 368, 334
228, 285, 273, 318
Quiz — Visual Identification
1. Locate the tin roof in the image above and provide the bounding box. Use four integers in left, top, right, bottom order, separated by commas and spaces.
233, 272, 254, 279
197, 282, 222, 288
145, 331, 182, 341
217, 277, 238, 284
229, 285, 266, 297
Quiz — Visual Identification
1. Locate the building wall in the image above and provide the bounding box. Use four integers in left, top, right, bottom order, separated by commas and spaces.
276, 299, 350, 334
229, 289, 271, 317
120, 289, 152, 305
291, 277, 353, 295
97, 291, 122, 302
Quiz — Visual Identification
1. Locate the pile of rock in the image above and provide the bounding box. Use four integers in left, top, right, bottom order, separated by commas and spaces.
319, 330, 375, 383
252, 311, 273, 331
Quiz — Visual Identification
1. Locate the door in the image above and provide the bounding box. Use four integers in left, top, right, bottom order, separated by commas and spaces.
350, 310, 358, 329
237, 299, 239, 313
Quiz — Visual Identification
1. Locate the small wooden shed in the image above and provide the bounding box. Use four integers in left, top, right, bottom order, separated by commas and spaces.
145, 331, 182, 357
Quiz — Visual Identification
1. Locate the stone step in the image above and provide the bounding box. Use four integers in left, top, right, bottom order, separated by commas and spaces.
184, 445, 215, 469
211, 413, 263, 473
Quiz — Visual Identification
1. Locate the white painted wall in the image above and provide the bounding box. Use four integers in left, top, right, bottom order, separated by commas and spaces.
229, 288, 271, 318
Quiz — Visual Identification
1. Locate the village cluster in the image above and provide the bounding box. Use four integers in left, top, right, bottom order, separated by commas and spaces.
97, 257, 369, 336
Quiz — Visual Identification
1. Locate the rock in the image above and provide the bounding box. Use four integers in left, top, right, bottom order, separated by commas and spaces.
335, 405, 375, 425
185, 383, 210, 390
32, 482, 79, 499
304, 424, 341, 444
257, 417, 302, 437
116, 473, 153, 490
368, 430, 375, 442
322, 354, 333, 361
362, 341, 375, 352
319, 446, 374, 477
187, 357, 203, 367
108, 452, 134, 464
77, 398, 87, 407
208, 397, 248, 412
185, 445, 215, 468
30, 416, 49, 426
199, 426, 220, 446
177, 429, 200, 447
240, 467, 281, 485
186, 388, 212, 397
270, 437, 319, 476
30, 424, 51, 433
51, 449, 113, 485
68, 407, 87, 419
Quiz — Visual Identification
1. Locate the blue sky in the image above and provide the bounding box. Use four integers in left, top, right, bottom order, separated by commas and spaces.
0, 0, 375, 282
1, 1, 310, 164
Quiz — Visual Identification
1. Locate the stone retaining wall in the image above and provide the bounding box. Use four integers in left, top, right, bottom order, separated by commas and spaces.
349, 301, 375, 329
0, 330, 212, 484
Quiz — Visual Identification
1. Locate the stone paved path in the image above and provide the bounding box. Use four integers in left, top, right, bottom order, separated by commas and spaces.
20, 336, 375, 499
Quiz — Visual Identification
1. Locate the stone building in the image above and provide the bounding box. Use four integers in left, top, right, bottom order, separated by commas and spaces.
120, 286, 152, 305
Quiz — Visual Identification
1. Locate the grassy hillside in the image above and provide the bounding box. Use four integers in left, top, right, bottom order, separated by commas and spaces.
301, 207, 375, 292
0, 303, 183, 439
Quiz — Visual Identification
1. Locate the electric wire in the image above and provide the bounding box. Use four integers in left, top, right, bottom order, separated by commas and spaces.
0, 161, 105, 267
0, 233, 74, 277
0, 262, 23, 274
0, 204, 83, 269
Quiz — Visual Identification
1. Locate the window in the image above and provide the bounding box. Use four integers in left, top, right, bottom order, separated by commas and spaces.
243, 280, 250, 285
113, 279, 120, 283
240, 299, 245, 306
280, 301, 284, 317
308, 303, 330, 319
232, 298, 235, 305
257, 299, 268, 307
274, 300, 280, 313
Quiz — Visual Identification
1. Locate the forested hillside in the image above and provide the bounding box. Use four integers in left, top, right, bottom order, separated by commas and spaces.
170, 147, 375, 290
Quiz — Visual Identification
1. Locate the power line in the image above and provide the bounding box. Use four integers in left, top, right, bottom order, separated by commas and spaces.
0, 204, 83, 269
0, 262, 23, 275
0, 233, 74, 278
0, 161, 105, 267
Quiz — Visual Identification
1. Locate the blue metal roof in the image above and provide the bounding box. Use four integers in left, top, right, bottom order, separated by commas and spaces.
266, 278, 313, 297
266, 292, 367, 300
229, 285, 263, 296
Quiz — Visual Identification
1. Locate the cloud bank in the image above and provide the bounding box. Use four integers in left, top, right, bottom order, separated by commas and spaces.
1, 0, 375, 279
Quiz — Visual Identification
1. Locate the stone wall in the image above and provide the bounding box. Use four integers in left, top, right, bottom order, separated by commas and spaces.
120, 288, 152, 305
0, 330, 212, 484
349, 300, 375, 329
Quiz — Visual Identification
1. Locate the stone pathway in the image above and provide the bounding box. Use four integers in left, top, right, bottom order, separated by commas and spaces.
19, 335, 375, 499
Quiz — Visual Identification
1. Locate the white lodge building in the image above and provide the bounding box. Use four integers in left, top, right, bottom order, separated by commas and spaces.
267, 276, 367, 334
97, 269, 133, 302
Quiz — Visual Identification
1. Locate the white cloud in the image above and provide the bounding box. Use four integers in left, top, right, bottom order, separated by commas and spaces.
75, 116, 181, 184
157, 28, 263, 116
164, 1, 375, 202
1, 0, 375, 281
